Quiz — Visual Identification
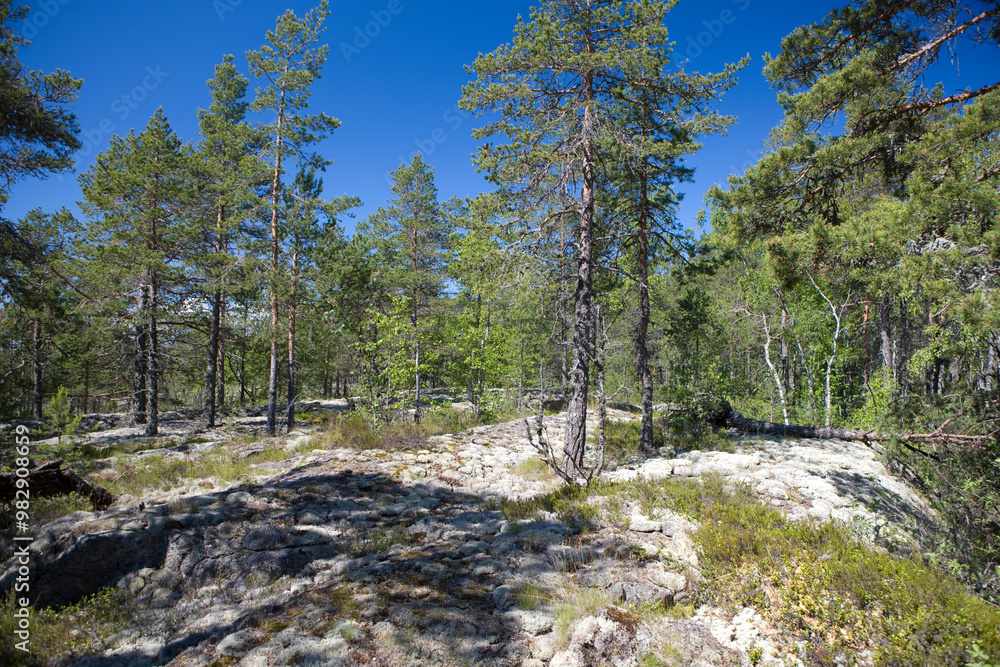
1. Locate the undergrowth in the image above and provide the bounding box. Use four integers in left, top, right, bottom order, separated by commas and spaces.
497, 471, 1000, 665
0, 588, 134, 666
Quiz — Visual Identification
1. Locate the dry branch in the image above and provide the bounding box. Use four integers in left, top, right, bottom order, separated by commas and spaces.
702, 398, 996, 460
0, 459, 115, 510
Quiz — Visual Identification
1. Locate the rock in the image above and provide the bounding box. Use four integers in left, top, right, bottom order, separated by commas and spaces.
242, 526, 291, 551
217, 629, 256, 658
226, 491, 253, 505
559, 607, 653, 667
609, 580, 670, 607
658, 620, 740, 666
0, 527, 168, 607
505, 609, 555, 635
493, 584, 514, 609
627, 514, 663, 532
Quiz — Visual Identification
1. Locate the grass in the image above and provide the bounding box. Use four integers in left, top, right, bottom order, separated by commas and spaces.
0, 588, 134, 667
511, 456, 558, 482
310, 405, 514, 452
100, 446, 291, 497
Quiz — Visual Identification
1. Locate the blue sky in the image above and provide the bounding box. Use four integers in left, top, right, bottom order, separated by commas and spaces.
6, 0, 998, 236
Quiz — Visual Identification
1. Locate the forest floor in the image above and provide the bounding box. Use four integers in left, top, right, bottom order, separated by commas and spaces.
0, 401, 994, 667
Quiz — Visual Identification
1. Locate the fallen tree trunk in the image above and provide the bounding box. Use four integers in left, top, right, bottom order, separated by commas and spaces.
0, 459, 114, 510
702, 398, 996, 460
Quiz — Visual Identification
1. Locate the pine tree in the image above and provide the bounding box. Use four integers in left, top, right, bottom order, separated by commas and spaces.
196, 55, 267, 428
462, 0, 744, 471
363, 155, 452, 424
80, 109, 197, 436
0, 1, 81, 299
246, 0, 340, 436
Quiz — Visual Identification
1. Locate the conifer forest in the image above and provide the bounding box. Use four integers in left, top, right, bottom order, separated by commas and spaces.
1, 0, 1000, 663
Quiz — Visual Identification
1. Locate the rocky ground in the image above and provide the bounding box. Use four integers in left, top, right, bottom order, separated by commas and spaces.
1, 403, 944, 667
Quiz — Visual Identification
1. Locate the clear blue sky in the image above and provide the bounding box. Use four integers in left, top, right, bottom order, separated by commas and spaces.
6, 0, 997, 235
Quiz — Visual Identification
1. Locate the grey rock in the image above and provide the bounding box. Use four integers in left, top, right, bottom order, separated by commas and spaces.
242, 526, 292, 551
0, 528, 168, 607
217, 629, 256, 657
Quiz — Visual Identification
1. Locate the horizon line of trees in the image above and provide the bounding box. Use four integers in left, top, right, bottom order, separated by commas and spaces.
0, 0, 997, 465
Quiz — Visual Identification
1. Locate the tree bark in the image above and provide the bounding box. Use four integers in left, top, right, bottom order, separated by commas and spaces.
145, 277, 159, 436
286, 246, 298, 432
634, 168, 655, 454
266, 95, 285, 437
204, 290, 221, 427
564, 81, 597, 472
133, 294, 149, 425
32, 317, 43, 421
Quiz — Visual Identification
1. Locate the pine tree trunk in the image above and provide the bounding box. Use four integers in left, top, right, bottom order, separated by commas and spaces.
564, 97, 596, 472
286, 248, 298, 432
879, 295, 893, 375
145, 277, 159, 436
32, 318, 43, 421
266, 100, 285, 437
83, 359, 90, 414
412, 310, 421, 424
634, 169, 655, 454
218, 302, 226, 409
204, 290, 221, 427
133, 298, 149, 425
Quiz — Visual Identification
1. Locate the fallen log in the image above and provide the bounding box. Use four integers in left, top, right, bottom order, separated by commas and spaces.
0, 459, 114, 510
702, 398, 997, 460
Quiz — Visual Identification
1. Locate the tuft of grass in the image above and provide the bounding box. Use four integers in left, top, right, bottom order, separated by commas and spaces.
511, 456, 557, 482
552, 586, 614, 647
512, 581, 553, 610
101, 446, 291, 496
0, 588, 134, 666
497, 484, 598, 533
341, 527, 407, 558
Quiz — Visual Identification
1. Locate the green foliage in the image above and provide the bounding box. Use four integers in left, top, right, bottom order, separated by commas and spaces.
850, 369, 897, 431
0, 588, 133, 666
47, 386, 80, 444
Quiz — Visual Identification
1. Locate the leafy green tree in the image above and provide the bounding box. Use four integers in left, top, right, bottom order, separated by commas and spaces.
47, 385, 80, 445
710, 0, 1000, 402
362, 154, 452, 423
246, 0, 340, 436
79, 109, 197, 435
